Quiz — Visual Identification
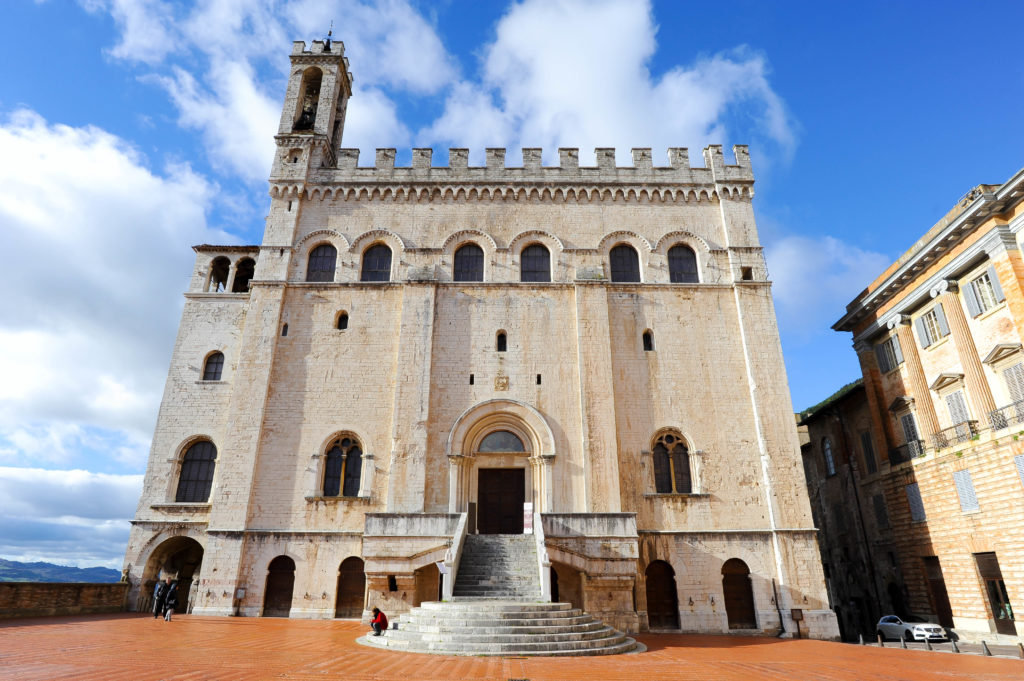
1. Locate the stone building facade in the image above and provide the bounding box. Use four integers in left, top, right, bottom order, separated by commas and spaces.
798, 382, 911, 640
122, 38, 838, 639
834, 166, 1024, 638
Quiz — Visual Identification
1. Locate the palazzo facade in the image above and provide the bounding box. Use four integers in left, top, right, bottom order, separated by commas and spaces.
122, 38, 838, 639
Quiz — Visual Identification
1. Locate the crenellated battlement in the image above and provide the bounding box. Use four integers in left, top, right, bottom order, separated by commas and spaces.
312, 145, 752, 185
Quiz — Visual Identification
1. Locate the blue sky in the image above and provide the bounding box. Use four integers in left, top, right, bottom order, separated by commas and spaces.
1, 0, 1023, 568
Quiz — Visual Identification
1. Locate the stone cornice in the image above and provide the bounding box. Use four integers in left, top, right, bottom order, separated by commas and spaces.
835, 166, 1024, 334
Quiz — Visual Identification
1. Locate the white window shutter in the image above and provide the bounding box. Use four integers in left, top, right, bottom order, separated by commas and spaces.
963, 280, 982, 317
933, 304, 950, 337
915, 316, 932, 348
1004, 364, 1024, 404
952, 470, 979, 512
946, 390, 970, 424
987, 265, 1005, 303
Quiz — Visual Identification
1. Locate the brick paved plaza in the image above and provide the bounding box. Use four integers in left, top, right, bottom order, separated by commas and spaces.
1, 615, 1021, 681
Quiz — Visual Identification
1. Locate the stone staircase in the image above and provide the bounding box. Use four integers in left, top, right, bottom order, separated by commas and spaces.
362, 601, 639, 656
360, 534, 639, 656
452, 533, 540, 600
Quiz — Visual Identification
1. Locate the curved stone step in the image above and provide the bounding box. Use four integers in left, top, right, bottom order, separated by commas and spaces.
386, 626, 620, 644
415, 601, 575, 613
397, 621, 606, 635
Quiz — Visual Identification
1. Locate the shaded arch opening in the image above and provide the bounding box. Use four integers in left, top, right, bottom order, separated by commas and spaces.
643, 330, 654, 352
140, 536, 203, 615
207, 256, 230, 292
293, 67, 322, 131
263, 556, 296, 617
232, 257, 255, 292
335, 557, 365, 617
645, 559, 680, 629
722, 558, 756, 629
336, 311, 349, 330
496, 330, 507, 352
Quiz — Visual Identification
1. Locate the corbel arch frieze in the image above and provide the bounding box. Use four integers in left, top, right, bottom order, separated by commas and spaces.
440, 228, 500, 258
596, 230, 653, 255
507, 229, 565, 256
348, 229, 406, 254
653, 230, 718, 255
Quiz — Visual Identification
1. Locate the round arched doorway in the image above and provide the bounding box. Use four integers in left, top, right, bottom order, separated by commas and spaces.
722, 558, 756, 629
645, 560, 680, 629
335, 557, 365, 618
263, 556, 296, 617
140, 536, 204, 614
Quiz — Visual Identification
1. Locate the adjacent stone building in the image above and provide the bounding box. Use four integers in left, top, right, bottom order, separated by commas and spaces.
122, 38, 838, 638
798, 381, 911, 640
833, 166, 1024, 638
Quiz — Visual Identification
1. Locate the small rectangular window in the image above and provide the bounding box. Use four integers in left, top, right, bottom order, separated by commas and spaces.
536, 374, 542, 385
387, 575, 398, 592
916, 305, 949, 348
872, 494, 889, 528
952, 469, 980, 512
860, 431, 877, 474
469, 374, 474, 385
906, 482, 926, 522
741, 266, 753, 281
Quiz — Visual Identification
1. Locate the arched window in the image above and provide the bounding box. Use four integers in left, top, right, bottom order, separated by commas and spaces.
202, 352, 224, 380
208, 256, 230, 292
323, 436, 363, 497
609, 244, 640, 282
668, 244, 699, 283
232, 258, 255, 292
496, 331, 507, 352
360, 244, 392, 282
520, 244, 551, 282
336, 311, 348, 330
306, 244, 337, 282
478, 430, 526, 452
175, 440, 216, 503
823, 438, 836, 476
454, 243, 484, 282
643, 330, 654, 352
652, 432, 691, 494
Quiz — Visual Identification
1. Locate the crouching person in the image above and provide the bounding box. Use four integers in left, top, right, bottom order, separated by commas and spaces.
370, 607, 388, 636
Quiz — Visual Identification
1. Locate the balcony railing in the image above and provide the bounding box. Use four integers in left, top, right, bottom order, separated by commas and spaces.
889, 440, 924, 464
931, 420, 979, 449
989, 401, 1024, 431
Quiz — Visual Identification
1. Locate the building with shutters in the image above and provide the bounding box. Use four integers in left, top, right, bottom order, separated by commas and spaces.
833, 166, 1024, 639
121, 37, 838, 639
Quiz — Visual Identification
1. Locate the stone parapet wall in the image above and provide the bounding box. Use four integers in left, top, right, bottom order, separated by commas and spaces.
0, 583, 128, 619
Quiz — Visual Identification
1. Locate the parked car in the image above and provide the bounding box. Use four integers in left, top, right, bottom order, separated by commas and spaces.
875, 615, 947, 642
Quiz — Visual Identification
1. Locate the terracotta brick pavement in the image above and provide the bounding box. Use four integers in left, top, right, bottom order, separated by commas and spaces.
0, 614, 1021, 681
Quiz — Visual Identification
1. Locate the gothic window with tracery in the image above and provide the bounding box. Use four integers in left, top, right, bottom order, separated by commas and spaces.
652, 432, 691, 493
323, 436, 363, 497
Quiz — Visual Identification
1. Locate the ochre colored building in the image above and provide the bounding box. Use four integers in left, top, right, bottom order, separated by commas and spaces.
834, 167, 1024, 638
123, 38, 838, 639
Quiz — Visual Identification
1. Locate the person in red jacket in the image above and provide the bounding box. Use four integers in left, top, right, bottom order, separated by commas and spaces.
370, 607, 388, 636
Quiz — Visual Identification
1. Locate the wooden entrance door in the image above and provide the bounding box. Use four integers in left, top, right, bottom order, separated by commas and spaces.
263, 556, 295, 617
722, 558, 756, 629
645, 560, 680, 629
477, 468, 524, 534
923, 556, 954, 628
335, 557, 365, 618
975, 552, 1016, 635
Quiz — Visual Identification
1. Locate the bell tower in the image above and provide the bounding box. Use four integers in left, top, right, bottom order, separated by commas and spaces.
270, 34, 353, 180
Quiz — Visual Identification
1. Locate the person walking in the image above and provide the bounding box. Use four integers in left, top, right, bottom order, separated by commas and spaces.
162, 579, 179, 621
370, 607, 388, 636
152, 578, 169, 619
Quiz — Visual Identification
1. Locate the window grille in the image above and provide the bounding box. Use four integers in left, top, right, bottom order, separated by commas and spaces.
609, 244, 640, 282
667, 244, 698, 283
175, 441, 216, 503
202, 352, 224, 381
306, 244, 337, 282
520, 244, 551, 282
453, 244, 484, 281
360, 244, 392, 282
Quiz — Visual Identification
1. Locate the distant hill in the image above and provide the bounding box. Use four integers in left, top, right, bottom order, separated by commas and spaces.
0, 558, 121, 583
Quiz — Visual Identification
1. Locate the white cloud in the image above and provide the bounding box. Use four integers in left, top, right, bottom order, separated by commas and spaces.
424, 0, 795, 164
0, 110, 230, 469
766, 234, 890, 340
0, 467, 143, 568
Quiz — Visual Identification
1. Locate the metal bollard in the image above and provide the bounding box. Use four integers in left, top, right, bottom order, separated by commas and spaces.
951, 640, 960, 653
1017, 642, 1024, 659
859, 634, 865, 646
901, 637, 908, 649
925, 638, 932, 651
981, 640, 992, 656
877, 634, 884, 647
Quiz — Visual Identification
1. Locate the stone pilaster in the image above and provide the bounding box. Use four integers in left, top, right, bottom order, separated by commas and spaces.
936, 289, 996, 423
892, 319, 941, 440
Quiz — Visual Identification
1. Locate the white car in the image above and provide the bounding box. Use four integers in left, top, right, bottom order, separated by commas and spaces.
876, 615, 947, 642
